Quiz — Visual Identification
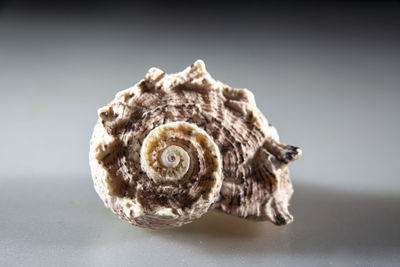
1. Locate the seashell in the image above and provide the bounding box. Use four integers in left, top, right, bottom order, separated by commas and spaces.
89, 60, 301, 229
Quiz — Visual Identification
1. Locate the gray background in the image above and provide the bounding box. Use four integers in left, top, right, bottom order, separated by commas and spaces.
1, 1, 399, 266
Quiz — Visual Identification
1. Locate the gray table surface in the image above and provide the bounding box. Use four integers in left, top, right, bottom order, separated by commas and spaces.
1, 3, 399, 266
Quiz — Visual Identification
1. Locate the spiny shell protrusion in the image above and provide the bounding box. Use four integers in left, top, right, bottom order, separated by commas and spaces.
89, 60, 301, 229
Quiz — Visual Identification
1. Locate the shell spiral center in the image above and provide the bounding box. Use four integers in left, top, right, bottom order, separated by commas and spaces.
159, 145, 190, 180
140, 121, 220, 184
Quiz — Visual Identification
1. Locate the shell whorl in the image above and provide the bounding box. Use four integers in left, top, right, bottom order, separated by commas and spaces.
141, 122, 199, 183
90, 120, 222, 229
139, 122, 223, 218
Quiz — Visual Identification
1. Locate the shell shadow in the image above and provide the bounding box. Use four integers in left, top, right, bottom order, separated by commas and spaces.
157, 210, 276, 239
155, 182, 400, 255
3, 176, 399, 257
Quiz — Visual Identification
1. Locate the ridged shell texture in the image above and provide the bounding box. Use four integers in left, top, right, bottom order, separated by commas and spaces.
89, 60, 301, 229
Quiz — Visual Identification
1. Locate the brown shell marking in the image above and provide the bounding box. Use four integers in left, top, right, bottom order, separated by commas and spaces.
89, 60, 301, 229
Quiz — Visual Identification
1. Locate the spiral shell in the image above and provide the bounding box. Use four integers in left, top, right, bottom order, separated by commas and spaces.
89, 60, 301, 229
